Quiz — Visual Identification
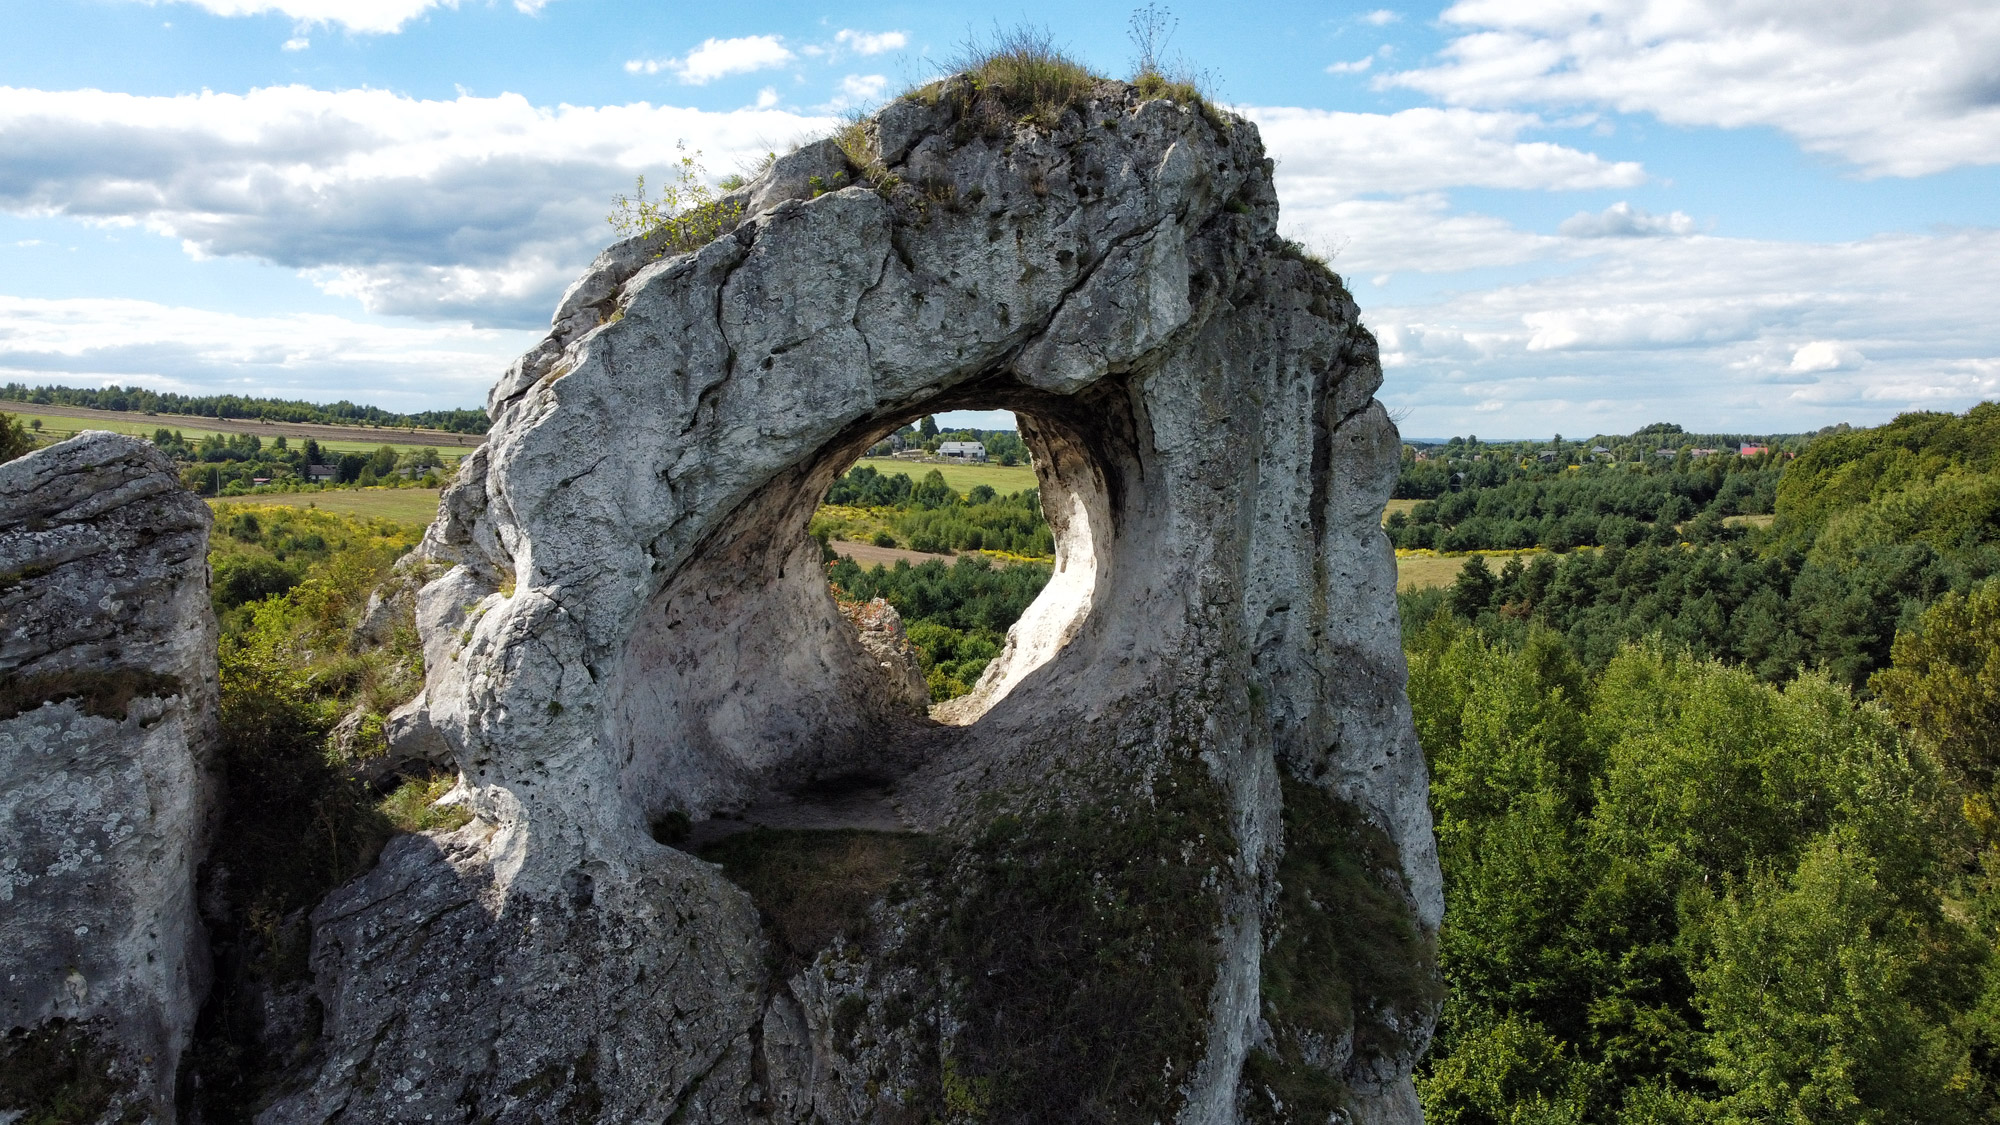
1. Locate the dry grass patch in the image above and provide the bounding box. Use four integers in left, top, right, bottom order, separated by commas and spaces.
699, 828, 927, 973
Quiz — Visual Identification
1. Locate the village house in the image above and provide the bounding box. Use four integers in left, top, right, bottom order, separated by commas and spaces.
937, 440, 988, 461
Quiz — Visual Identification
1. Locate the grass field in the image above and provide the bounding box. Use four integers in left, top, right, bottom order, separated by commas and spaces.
8, 410, 470, 459
1724, 513, 1777, 529
210, 489, 442, 531
850, 457, 1038, 495
1383, 498, 1422, 523
1397, 554, 1467, 592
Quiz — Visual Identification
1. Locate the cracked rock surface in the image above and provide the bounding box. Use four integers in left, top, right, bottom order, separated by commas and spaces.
270, 78, 1441, 1124
0, 432, 218, 1123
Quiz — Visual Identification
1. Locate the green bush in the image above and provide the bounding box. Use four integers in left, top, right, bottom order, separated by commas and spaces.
607, 145, 745, 255
0, 411, 34, 463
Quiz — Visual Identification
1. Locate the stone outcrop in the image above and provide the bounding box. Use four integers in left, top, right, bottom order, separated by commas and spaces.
271, 76, 1441, 1124
837, 596, 931, 711
0, 432, 218, 1122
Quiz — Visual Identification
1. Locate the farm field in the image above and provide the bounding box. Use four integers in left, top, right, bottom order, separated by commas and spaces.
850, 457, 1037, 494
4, 403, 481, 457
210, 488, 443, 532
1396, 553, 1467, 591
1383, 497, 1422, 522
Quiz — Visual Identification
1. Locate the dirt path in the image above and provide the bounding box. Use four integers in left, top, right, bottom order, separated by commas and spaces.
830, 540, 954, 567
829, 539, 1053, 569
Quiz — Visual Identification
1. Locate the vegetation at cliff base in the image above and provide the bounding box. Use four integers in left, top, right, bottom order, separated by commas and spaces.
188, 506, 465, 1122
816, 463, 1053, 557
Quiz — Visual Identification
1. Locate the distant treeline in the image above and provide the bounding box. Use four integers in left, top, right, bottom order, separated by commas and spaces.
0, 382, 490, 434
868, 416, 1030, 464
818, 464, 1055, 556
1405, 420, 1817, 464
1407, 402, 2000, 691
1391, 456, 1783, 552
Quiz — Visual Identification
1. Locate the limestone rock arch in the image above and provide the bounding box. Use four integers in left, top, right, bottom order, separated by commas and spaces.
270, 79, 1442, 1125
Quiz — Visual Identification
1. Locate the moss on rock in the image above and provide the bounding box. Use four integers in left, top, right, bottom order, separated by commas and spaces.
0, 1019, 146, 1125
920, 760, 1234, 1123
1245, 777, 1443, 1120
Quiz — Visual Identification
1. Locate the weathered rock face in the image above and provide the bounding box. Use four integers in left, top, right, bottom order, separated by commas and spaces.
273, 78, 1441, 1124
0, 432, 218, 1121
837, 597, 931, 712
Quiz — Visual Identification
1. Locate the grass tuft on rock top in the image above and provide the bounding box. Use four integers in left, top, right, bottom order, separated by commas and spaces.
917, 758, 1234, 1123
1244, 777, 1444, 1120
944, 25, 1101, 127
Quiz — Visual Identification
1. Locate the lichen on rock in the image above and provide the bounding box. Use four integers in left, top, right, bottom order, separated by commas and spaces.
270, 73, 1442, 1124
0, 432, 219, 1123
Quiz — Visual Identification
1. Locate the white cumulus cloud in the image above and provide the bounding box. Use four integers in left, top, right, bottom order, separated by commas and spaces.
0, 85, 831, 326
823, 74, 889, 111
1789, 340, 1864, 372
1367, 228, 2000, 433
1558, 202, 1694, 238
833, 29, 908, 55
1385, 0, 2000, 177
146, 0, 550, 34
626, 35, 795, 85
1247, 106, 1646, 200
0, 295, 533, 408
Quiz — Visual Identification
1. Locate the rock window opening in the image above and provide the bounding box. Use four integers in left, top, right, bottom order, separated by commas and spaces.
817, 410, 1051, 710
610, 398, 1115, 853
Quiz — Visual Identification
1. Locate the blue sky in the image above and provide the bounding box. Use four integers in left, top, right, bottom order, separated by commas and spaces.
3, 0, 1998, 437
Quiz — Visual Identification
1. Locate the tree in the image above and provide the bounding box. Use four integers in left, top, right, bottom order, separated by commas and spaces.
912, 469, 959, 511
920, 414, 939, 440
0, 412, 34, 463
1449, 555, 1496, 617
1871, 578, 2000, 791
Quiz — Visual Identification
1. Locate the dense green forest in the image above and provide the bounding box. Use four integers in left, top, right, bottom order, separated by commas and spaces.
1406, 402, 2000, 1122
1390, 448, 1785, 553
0, 381, 489, 433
